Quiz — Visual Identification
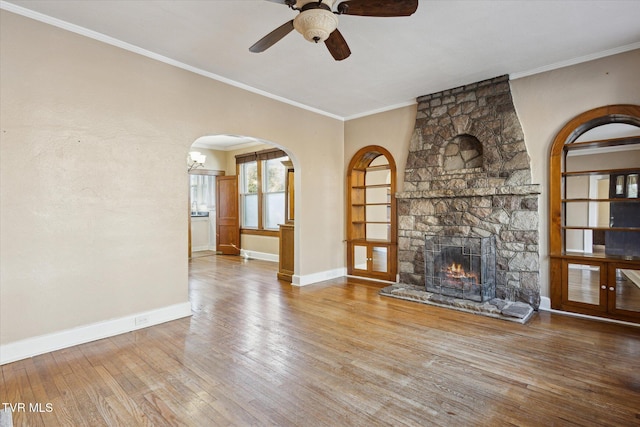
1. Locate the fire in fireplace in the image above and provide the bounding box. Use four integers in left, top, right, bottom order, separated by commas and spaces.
444, 262, 479, 282
425, 235, 496, 302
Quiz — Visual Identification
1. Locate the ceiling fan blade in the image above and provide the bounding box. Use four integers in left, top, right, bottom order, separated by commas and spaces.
264, 0, 296, 5
325, 29, 351, 61
337, 0, 418, 17
249, 20, 295, 53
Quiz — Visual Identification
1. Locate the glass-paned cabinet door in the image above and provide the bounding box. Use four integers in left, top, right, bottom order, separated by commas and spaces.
353, 244, 368, 272
351, 243, 391, 276
562, 260, 607, 312
371, 246, 389, 273
609, 263, 640, 315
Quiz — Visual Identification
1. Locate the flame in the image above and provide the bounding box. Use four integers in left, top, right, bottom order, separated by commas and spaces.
445, 262, 478, 280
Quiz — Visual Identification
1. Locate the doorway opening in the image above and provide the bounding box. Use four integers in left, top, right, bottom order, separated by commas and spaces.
186, 135, 298, 280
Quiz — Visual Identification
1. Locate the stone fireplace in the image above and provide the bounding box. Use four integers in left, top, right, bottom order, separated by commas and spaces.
396, 75, 541, 309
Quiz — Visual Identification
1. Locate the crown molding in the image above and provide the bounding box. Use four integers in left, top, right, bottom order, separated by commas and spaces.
0, 1, 344, 121
344, 100, 418, 121
510, 41, 640, 80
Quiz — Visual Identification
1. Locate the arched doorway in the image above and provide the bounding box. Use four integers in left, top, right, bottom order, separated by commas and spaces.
549, 104, 640, 323
346, 145, 397, 281
187, 135, 299, 278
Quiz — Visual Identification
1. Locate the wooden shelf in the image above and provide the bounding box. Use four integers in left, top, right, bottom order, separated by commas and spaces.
352, 184, 390, 189
563, 167, 640, 177
351, 221, 391, 225
562, 226, 640, 232
365, 165, 391, 172
553, 251, 640, 262
563, 135, 640, 152
350, 238, 392, 244
562, 198, 640, 202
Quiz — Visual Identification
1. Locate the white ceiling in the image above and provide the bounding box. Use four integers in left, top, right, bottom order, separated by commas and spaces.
192, 134, 265, 151
3, 0, 640, 122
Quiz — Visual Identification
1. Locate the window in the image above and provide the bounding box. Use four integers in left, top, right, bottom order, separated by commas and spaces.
239, 161, 258, 228
263, 158, 286, 229
189, 174, 216, 214
237, 148, 288, 231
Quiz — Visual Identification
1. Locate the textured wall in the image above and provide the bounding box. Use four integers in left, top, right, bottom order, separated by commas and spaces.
397, 76, 541, 308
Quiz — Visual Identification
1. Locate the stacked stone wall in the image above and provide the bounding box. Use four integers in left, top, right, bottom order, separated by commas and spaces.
397, 75, 541, 308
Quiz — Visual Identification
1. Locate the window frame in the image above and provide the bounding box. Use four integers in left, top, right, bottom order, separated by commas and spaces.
236, 148, 288, 235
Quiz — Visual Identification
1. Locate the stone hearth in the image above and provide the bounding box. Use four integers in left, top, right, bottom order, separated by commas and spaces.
380, 284, 534, 324
396, 75, 541, 309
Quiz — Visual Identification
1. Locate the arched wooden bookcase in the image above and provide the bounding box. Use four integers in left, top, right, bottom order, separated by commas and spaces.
549, 104, 640, 323
347, 146, 397, 281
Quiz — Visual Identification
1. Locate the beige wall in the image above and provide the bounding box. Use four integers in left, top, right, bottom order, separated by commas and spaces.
510, 48, 640, 299
0, 10, 344, 345
195, 148, 227, 172
344, 105, 417, 193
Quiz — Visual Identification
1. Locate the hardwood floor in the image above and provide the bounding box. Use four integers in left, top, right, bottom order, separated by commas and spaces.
2, 255, 640, 426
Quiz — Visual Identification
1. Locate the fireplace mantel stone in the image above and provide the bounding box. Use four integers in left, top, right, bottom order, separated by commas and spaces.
396, 184, 541, 200
398, 75, 541, 309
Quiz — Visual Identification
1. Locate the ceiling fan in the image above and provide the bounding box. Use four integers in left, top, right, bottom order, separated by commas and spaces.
249, 0, 419, 61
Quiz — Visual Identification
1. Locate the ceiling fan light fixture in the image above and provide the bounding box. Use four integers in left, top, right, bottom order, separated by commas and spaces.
293, 8, 338, 43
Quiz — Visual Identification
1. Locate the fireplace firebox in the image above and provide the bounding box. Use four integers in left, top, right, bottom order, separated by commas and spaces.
425, 235, 496, 302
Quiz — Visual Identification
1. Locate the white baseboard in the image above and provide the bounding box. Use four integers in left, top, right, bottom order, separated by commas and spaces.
240, 249, 278, 263
539, 296, 551, 311
292, 268, 347, 286
0, 302, 192, 365
538, 296, 638, 328
192, 245, 215, 252
346, 275, 397, 285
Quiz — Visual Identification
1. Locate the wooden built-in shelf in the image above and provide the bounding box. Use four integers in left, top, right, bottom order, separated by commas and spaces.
563, 135, 640, 152
553, 251, 640, 262
351, 221, 391, 224
563, 167, 640, 177
350, 238, 391, 244
562, 198, 640, 202
549, 104, 640, 324
352, 184, 391, 189
562, 226, 640, 232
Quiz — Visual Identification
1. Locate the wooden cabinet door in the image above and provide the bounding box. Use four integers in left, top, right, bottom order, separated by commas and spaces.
348, 242, 395, 281
561, 259, 607, 315
216, 176, 240, 255
607, 263, 640, 320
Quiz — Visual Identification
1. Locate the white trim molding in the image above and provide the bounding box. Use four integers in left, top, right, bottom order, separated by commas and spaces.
538, 296, 639, 328
0, 302, 192, 365
510, 41, 640, 80
241, 249, 278, 263
292, 268, 347, 286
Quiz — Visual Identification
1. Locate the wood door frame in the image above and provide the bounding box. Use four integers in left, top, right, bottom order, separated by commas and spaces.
346, 145, 397, 281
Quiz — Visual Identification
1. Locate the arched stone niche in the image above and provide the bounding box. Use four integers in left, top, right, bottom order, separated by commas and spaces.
443, 134, 483, 171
